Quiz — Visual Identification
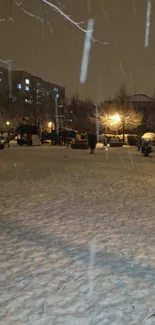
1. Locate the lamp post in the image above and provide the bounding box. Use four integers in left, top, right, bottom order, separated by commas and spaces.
6, 121, 10, 148
55, 94, 59, 136
111, 114, 121, 135
48, 121, 53, 132
112, 114, 121, 123
95, 102, 100, 141
48, 121, 53, 145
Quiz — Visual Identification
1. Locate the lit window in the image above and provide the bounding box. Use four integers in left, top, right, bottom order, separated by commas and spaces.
54, 87, 58, 92
25, 86, 29, 91
17, 83, 22, 89
25, 79, 30, 85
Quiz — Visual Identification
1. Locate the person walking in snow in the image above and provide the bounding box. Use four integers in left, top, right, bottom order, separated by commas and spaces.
103, 135, 108, 147
88, 132, 97, 154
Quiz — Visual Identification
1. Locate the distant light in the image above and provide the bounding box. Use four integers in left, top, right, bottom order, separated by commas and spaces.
54, 87, 58, 92
25, 78, 30, 85
25, 99, 32, 104
56, 94, 59, 98
25, 86, 29, 91
6, 121, 10, 126
111, 114, 121, 123
17, 83, 22, 89
48, 121, 52, 128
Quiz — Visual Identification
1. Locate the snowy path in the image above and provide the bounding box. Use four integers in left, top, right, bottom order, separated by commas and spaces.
1, 146, 155, 325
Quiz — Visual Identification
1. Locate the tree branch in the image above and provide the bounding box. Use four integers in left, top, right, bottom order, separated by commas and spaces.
0, 58, 14, 64
0, 17, 14, 23
42, 0, 108, 44
10, 0, 109, 44
13, 0, 53, 33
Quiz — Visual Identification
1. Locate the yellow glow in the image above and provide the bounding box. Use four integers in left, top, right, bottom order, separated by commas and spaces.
6, 121, 10, 126
111, 114, 121, 123
48, 121, 53, 128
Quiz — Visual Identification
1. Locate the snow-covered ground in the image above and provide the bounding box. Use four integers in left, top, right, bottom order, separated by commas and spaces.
1, 145, 155, 325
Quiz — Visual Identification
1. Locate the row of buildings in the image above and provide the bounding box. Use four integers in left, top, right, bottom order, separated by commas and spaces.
103, 94, 155, 113
0, 66, 65, 126
0, 65, 155, 132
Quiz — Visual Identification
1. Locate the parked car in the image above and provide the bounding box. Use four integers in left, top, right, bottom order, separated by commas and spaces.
0, 141, 4, 150
109, 137, 123, 147
142, 133, 155, 145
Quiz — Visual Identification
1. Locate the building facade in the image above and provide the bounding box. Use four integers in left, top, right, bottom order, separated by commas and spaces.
0, 67, 9, 92
102, 94, 155, 112
0, 67, 65, 125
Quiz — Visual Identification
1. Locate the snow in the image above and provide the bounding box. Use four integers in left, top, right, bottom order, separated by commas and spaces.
1, 145, 155, 324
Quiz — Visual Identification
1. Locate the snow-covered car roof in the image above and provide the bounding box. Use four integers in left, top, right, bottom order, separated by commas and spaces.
142, 132, 155, 139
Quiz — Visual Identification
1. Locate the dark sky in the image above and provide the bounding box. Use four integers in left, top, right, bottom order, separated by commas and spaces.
1, 0, 155, 101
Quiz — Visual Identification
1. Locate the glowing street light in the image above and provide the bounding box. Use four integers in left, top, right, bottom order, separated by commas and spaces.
109, 114, 121, 134
6, 121, 11, 148
111, 114, 121, 123
48, 121, 53, 129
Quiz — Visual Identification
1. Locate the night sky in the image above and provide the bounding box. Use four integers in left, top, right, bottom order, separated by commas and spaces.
1, 0, 155, 101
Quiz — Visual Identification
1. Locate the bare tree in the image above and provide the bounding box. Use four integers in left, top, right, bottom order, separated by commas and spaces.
0, 89, 9, 129
94, 108, 142, 135
112, 85, 142, 138
91, 85, 143, 137
65, 95, 95, 132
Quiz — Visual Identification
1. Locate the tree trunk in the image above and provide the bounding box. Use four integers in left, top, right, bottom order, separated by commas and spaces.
122, 118, 125, 143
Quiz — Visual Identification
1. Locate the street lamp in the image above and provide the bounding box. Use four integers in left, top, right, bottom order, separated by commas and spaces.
48, 121, 54, 145
55, 93, 59, 136
110, 114, 121, 135
48, 121, 53, 129
6, 121, 10, 148
111, 114, 121, 123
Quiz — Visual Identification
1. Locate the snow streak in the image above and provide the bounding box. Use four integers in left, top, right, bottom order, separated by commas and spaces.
88, 238, 96, 299
145, 0, 152, 47
80, 19, 94, 84
0, 58, 14, 99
